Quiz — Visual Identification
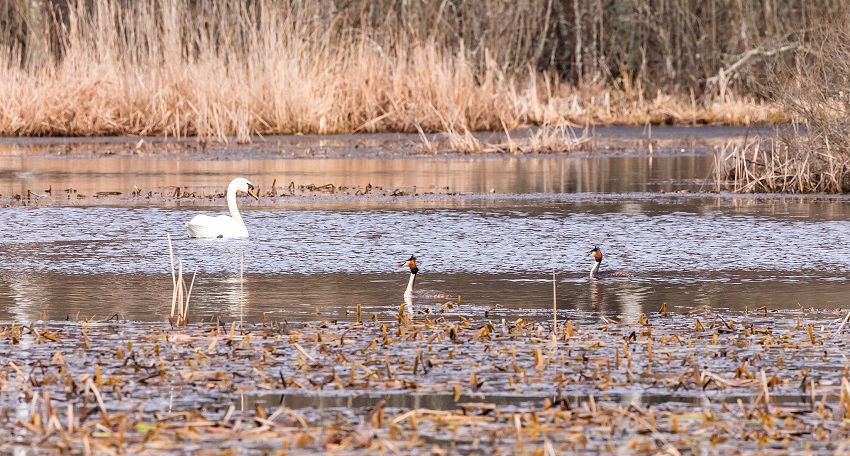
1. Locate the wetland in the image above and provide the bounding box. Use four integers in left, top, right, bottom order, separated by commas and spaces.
2, 127, 850, 454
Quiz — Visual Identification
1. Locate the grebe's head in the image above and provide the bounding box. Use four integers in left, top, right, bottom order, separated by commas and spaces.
402, 255, 418, 274
589, 246, 603, 262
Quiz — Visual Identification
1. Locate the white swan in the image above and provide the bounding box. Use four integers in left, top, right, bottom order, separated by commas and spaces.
186, 177, 259, 238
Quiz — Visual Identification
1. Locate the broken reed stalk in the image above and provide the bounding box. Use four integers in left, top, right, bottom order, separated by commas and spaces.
183, 269, 197, 323
167, 233, 196, 326
552, 266, 557, 346
177, 261, 184, 319
760, 368, 771, 415
240, 252, 244, 328
834, 311, 850, 337
168, 234, 178, 319
415, 125, 435, 154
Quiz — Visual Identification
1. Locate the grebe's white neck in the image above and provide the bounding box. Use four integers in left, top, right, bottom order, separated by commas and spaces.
404, 271, 416, 297
590, 259, 601, 278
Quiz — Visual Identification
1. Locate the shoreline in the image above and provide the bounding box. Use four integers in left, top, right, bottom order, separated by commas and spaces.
0, 125, 779, 159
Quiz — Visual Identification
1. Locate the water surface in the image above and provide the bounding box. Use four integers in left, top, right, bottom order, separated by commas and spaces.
2, 194, 848, 323
0, 127, 846, 323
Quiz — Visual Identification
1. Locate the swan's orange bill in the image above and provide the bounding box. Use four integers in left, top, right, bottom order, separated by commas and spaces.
247, 185, 260, 200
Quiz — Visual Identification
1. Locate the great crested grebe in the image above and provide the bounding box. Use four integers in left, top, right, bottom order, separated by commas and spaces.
589, 246, 631, 278
186, 177, 259, 239
401, 255, 452, 300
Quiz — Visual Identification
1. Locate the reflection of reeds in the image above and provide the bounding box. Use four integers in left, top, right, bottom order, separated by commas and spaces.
713, 138, 850, 193
167, 234, 196, 326
551, 267, 557, 346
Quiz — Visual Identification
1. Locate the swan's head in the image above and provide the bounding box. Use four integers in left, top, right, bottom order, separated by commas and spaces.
589, 246, 603, 262
402, 255, 419, 274
232, 177, 260, 200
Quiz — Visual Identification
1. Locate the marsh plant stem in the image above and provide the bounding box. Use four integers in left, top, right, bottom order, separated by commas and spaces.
240, 252, 244, 328
167, 234, 177, 319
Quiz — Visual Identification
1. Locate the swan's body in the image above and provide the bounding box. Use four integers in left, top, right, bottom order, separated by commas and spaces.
186, 178, 259, 239
402, 256, 452, 300
589, 246, 631, 278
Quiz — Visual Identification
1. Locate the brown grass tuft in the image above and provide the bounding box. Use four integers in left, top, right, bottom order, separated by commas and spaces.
714, 19, 850, 194
714, 137, 850, 193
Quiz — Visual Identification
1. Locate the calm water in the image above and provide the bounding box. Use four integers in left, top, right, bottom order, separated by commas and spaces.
0, 128, 847, 322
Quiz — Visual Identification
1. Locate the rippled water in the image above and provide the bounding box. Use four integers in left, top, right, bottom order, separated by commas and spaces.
2, 194, 849, 276
0, 128, 847, 322
2, 194, 849, 322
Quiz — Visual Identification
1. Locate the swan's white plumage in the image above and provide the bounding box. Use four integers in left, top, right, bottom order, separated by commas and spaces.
186, 214, 248, 238
186, 177, 258, 239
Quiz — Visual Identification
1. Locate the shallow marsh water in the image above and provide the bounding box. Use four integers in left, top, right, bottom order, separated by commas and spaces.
0, 127, 847, 323
5, 128, 850, 455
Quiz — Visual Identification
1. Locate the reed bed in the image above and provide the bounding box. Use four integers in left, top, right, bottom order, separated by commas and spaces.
430, 121, 591, 155
2, 307, 850, 453
716, 19, 850, 195
713, 137, 850, 194
0, 0, 808, 140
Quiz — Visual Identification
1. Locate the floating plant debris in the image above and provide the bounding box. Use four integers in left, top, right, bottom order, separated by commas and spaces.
0, 181, 468, 208
2, 308, 850, 454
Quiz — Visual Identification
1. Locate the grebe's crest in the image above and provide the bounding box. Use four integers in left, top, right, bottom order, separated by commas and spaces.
588, 246, 630, 278
403, 255, 418, 274
589, 246, 603, 262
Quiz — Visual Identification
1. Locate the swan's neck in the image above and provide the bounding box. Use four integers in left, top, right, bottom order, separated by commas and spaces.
590, 260, 601, 278
404, 272, 416, 297
226, 181, 244, 225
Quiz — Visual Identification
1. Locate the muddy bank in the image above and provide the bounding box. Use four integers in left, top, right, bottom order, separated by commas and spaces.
0, 125, 781, 206
0, 126, 777, 159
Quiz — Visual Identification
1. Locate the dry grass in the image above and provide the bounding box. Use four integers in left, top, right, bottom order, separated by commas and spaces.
0, 0, 791, 140
3, 308, 850, 453
167, 234, 195, 326
713, 19, 850, 194
424, 120, 592, 155
714, 137, 850, 194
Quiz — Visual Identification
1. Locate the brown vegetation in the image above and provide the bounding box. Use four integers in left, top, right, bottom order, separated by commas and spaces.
714, 19, 850, 194
3, 0, 842, 139
3, 308, 850, 453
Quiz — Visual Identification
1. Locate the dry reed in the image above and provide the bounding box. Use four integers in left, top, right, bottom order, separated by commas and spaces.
167, 233, 195, 326
429, 121, 591, 154
3, 308, 850, 453
713, 136, 850, 194
715, 18, 850, 194
0, 0, 810, 140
